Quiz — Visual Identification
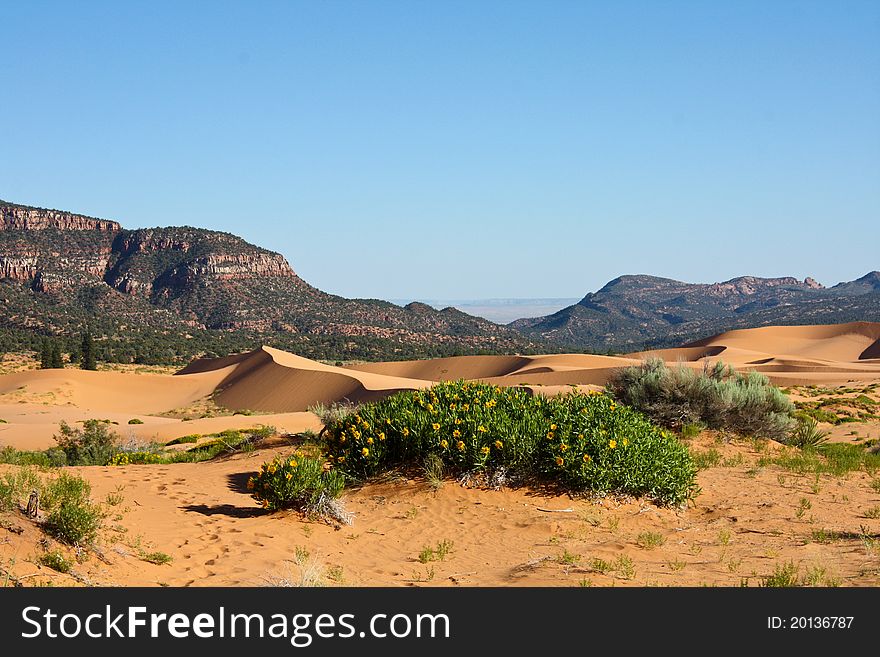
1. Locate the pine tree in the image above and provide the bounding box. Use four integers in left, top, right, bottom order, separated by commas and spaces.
81, 330, 97, 371
51, 341, 64, 369
40, 339, 52, 369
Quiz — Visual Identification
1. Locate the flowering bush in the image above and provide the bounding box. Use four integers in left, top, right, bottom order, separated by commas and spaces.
322, 381, 697, 506
249, 454, 348, 522
540, 392, 697, 505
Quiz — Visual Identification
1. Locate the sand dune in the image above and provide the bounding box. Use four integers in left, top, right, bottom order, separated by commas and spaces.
2, 322, 880, 450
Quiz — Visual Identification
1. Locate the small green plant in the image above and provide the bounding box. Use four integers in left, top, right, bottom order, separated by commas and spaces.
613, 555, 635, 580
589, 557, 612, 574
717, 529, 732, 546
557, 549, 581, 565
418, 539, 454, 563
787, 418, 830, 449
127, 418, 144, 425
141, 551, 172, 565
327, 565, 345, 584
249, 453, 349, 526
636, 531, 665, 550
795, 497, 812, 519
762, 561, 799, 587
667, 559, 686, 572
863, 506, 880, 519
38, 550, 72, 573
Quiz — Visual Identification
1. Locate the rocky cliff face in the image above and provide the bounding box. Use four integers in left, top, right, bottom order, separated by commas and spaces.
0, 199, 537, 357
0, 202, 120, 232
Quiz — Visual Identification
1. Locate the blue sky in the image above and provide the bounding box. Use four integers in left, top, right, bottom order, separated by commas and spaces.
1, 1, 878, 299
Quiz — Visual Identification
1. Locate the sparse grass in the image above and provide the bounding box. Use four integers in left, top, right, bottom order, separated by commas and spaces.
690, 448, 722, 470
810, 528, 841, 544
422, 453, 444, 492
589, 557, 613, 574
327, 565, 345, 584
680, 423, 704, 439
557, 549, 581, 565
667, 559, 686, 572
613, 555, 635, 580
717, 529, 731, 546
636, 531, 665, 550
762, 561, 799, 587
795, 497, 812, 519
863, 506, 880, 520
141, 551, 173, 565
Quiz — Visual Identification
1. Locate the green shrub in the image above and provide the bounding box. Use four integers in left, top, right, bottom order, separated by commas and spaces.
127, 418, 144, 425
165, 434, 201, 446
249, 454, 349, 524
322, 381, 698, 506
53, 419, 118, 465
606, 359, 795, 441
42, 473, 103, 545
141, 551, 173, 565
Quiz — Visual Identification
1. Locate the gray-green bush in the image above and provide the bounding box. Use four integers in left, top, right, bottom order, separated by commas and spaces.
606, 359, 794, 441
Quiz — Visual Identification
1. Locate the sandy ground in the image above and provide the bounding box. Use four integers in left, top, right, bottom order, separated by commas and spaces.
1, 322, 880, 587
2, 431, 879, 587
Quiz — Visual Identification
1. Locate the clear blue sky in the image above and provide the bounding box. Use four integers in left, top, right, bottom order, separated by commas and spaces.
1, 1, 878, 299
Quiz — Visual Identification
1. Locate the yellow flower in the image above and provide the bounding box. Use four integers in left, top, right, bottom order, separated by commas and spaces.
610, 404, 616, 411
494, 440, 503, 449
353, 430, 361, 439
550, 424, 557, 430
339, 434, 347, 444
546, 431, 554, 440
583, 454, 591, 463
403, 427, 410, 436
362, 421, 370, 429
622, 438, 629, 447
462, 403, 469, 411
337, 456, 346, 463
478, 425, 487, 433
453, 429, 461, 438
609, 440, 617, 449
560, 443, 569, 452
432, 422, 441, 431
440, 439, 449, 449
577, 433, 584, 440
450, 403, 456, 410
480, 446, 490, 456
246, 477, 255, 490
555, 456, 565, 466
355, 415, 362, 423
386, 418, 392, 425
455, 418, 462, 425
367, 437, 374, 445
268, 465, 277, 474
378, 432, 386, 441
288, 459, 298, 468
456, 441, 465, 451
285, 472, 293, 481
361, 447, 370, 457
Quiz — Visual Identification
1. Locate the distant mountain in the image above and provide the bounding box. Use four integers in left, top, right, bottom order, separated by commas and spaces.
0, 200, 541, 363
510, 273, 880, 352
389, 298, 581, 324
